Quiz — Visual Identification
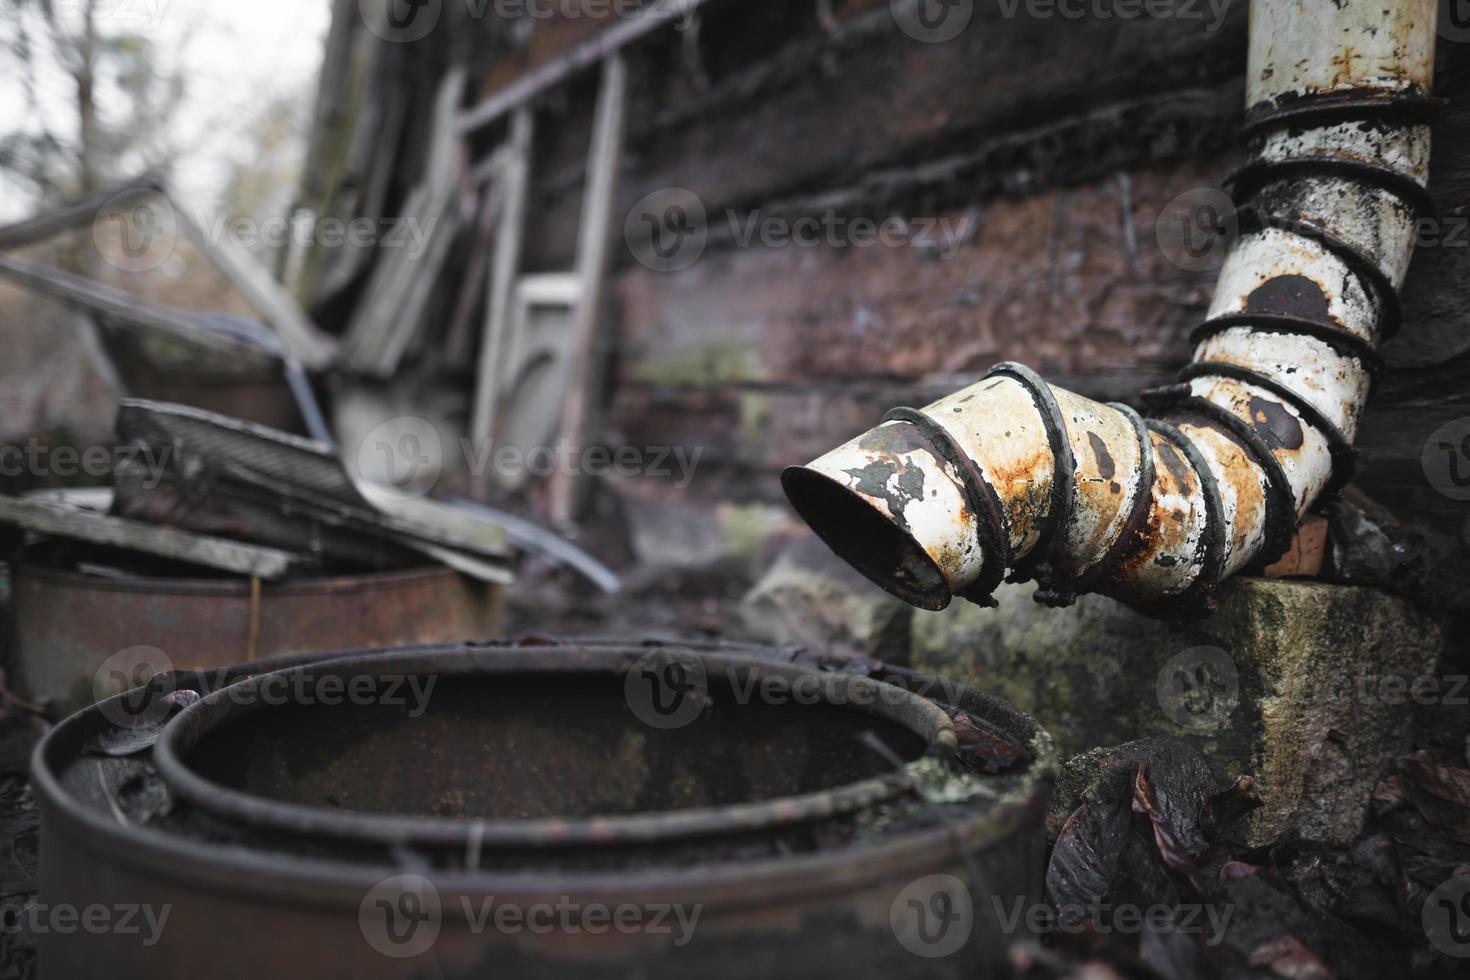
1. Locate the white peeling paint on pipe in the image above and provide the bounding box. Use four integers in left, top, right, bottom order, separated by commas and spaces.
783, 0, 1439, 621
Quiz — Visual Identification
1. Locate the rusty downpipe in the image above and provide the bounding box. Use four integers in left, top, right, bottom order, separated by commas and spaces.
783, 0, 1438, 619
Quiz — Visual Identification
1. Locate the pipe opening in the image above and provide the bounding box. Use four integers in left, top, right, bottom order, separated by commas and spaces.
781, 465, 952, 611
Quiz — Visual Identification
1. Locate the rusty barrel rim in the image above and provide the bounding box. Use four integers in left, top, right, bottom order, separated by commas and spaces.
149, 644, 959, 850
12, 558, 461, 598
33, 640, 1054, 916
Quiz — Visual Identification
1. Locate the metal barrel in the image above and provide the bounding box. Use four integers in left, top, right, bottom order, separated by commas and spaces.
9, 561, 503, 717
33, 640, 1053, 979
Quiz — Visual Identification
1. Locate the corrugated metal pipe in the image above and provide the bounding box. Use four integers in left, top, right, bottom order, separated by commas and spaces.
783, 0, 1439, 621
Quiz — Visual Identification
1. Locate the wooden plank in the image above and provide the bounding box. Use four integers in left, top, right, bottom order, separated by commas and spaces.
344, 67, 467, 377
0, 173, 166, 250
459, 0, 716, 134
115, 400, 514, 578
67, 311, 125, 393
442, 166, 507, 366
549, 53, 629, 528
470, 106, 535, 450
169, 187, 340, 371
0, 495, 298, 580
0, 253, 270, 365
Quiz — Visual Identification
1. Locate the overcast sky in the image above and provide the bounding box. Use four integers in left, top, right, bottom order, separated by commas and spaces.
0, 0, 331, 220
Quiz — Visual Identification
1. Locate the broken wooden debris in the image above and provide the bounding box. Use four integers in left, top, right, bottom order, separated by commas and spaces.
0, 174, 337, 371
448, 496, 621, 594
458, 0, 718, 134
0, 494, 299, 580
343, 67, 467, 378
111, 399, 513, 585
549, 53, 629, 529
0, 254, 271, 365
0, 172, 167, 251
471, 105, 535, 451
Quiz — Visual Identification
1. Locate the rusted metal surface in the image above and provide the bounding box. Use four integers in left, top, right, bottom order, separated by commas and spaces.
34, 641, 1053, 979
8, 562, 502, 717
784, 0, 1438, 621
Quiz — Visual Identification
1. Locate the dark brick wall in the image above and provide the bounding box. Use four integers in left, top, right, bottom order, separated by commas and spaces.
483, 1, 1470, 610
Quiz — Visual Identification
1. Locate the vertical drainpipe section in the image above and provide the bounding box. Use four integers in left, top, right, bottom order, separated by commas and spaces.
781, 0, 1438, 621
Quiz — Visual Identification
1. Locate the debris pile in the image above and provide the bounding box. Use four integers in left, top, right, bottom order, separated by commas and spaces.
1021, 737, 1470, 979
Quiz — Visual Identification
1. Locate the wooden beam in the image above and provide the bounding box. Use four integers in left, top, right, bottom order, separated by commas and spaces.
458, 0, 714, 134
344, 67, 467, 377
470, 106, 535, 451
548, 53, 629, 528
0, 172, 166, 251
170, 191, 340, 371
0, 253, 268, 364
442, 164, 507, 366
0, 495, 299, 580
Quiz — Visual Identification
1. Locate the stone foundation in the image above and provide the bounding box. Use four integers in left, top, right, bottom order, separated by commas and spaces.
744, 541, 1446, 844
